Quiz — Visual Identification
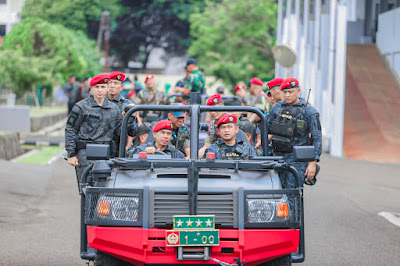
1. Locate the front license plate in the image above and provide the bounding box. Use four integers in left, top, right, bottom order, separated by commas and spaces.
166, 230, 219, 247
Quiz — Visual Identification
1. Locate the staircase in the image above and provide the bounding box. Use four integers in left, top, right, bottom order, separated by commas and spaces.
344, 44, 400, 163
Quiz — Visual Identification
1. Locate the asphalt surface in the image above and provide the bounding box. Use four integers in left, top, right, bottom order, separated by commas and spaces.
0, 154, 400, 265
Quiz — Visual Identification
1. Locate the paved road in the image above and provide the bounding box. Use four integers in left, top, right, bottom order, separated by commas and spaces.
0, 154, 399, 265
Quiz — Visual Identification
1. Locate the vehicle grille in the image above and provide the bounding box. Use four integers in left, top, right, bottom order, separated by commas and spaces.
150, 192, 236, 228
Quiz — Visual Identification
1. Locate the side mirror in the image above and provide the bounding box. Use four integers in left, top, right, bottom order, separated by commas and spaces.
293, 146, 315, 162
86, 144, 110, 160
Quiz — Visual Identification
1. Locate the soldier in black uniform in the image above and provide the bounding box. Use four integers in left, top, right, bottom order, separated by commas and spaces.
204, 114, 257, 159
267, 77, 322, 188
132, 120, 185, 159
65, 74, 122, 179
126, 123, 152, 158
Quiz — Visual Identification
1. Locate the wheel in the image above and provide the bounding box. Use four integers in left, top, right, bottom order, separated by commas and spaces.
258, 254, 291, 266
94, 251, 133, 266
155, 150, 167, 155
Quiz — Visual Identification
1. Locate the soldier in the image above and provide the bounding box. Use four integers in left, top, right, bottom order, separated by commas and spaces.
167, 104, 190, 158
107, 71, 133, 112
135, 74, 165, 105
132, 120, 185, 158
126, 123, 152, 158
65, 74, 121, 179
107, 71, 139, 153
216, 86, 225, 96
182, 58, 205, 95
248, 77, 269, 123
223, 96, 243, 120
234, 84, 251, 106
204, 114, 257, 160
63, 75, 80, 114
266, 78, 284, 103
267, 77, 322, 188
167, 67, 190, 103
198, 94, 225, 158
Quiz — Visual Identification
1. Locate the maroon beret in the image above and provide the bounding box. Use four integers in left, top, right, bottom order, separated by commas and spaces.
153, 120, 173, 132
251, 78, 263, 86
216, 114, 238, 128
281, 78, 299, 90
109, 71, 125, 81
144, 74, 155, 83
90, 74, 110, 86
234, 84, 246, 92
266, 78, 284, 90
206, 94, 223, 106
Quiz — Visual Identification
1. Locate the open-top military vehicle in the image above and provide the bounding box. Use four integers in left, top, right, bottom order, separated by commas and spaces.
78, 94, 313, 265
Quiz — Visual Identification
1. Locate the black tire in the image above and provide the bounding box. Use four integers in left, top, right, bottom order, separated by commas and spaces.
94, 251, 133, 266
258, 254, 292, 266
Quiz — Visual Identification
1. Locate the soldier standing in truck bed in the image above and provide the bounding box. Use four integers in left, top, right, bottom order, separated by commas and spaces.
65, 74, 122, 180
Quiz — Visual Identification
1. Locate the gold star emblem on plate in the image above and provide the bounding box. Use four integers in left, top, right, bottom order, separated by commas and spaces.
186, 219, 193, 227
205, 219, 212, 227
195, 219, 203, 227
176, 219, 183, 227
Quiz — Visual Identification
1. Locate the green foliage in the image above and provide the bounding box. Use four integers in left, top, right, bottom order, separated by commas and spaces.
20, 0, 123, 35
0, 18, 100, 97
189, 0, 277, 88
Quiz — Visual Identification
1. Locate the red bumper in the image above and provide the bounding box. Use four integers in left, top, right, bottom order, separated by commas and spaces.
87, 226, 299, 266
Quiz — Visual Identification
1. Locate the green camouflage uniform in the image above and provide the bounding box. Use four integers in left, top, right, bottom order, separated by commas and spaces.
135, 88, 165, 105
185, 70, 205, 93
171, 125, 190, 155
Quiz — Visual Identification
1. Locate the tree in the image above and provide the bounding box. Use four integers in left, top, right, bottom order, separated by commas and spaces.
20, 0, 124, 38
0, 18, 101, 103
111, 0, 217, 69
189, 0, 277, 88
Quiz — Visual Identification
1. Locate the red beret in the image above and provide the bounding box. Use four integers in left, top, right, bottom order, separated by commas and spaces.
109, 71, 125, 81
234, 84, 246, 92
144, 74, 155, 83
216, 114, 238, 128
251, 78, 263, 86
281, 78, 299, 90
153, 120, 173, 132
90, 74, 110, 86
266, 78, 284, 90
206, 94, 223, 106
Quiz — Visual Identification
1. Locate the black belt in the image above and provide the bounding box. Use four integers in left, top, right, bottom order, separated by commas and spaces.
76, 141, 111, 150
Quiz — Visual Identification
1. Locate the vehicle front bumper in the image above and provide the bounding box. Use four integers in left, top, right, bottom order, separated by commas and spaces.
87, 226, 299, 266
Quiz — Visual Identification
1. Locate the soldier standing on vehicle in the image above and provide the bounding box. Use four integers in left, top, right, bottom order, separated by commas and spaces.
182, 58, 205, 95
266, 78, 284, 104
267, 77, 322, 188
65, 74, 122, 179
198, 94, 226, 158
234, 84, 251, 106
204, 114, 257, 159
132, 120, 185, 158
167, 104, 190, 158
135, 74, 165, 105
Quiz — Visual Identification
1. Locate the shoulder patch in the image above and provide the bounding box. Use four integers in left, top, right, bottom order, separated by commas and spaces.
67, 111, 80, 127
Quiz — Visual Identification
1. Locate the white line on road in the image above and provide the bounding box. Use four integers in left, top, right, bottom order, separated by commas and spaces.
378, 212, 400, 228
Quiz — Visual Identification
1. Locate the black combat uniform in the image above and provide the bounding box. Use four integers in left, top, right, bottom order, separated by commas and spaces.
65, 95, 122, 179
204, 139, 257, 160
132, 142, 185, 159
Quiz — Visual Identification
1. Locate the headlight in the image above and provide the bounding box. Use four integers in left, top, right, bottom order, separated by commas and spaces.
246, 194, 289, 223
97, 195, 140, 222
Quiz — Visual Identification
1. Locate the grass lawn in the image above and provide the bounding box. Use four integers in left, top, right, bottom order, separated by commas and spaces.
29, 106, 67, 116
17, 145, 64, 165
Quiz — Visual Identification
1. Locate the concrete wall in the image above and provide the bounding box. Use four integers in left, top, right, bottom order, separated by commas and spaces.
0, 131, 23, 160
376, 7, 400, 79
30, 111, 67, 132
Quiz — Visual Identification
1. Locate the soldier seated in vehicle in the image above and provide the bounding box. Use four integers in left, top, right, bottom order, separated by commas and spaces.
126, 123, 152, 158
167, 103, 190, 158
131, 120, 185, 158
204, 114, 257, 160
